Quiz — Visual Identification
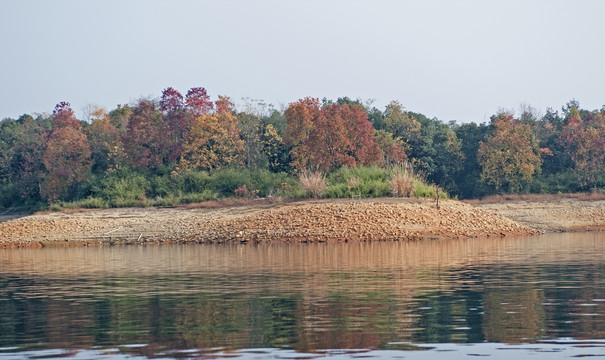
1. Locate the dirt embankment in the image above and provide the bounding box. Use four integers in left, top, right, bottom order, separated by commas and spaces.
0, 198, 546, 248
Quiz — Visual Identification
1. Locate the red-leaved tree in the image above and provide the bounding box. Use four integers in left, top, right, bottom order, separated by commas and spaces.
123, 100, 165, 169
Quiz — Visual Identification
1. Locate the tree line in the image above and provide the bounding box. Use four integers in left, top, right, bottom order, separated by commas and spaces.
0, 87, 603, 209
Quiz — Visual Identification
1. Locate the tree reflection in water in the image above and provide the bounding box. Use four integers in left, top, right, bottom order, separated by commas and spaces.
0, 232, 604, 356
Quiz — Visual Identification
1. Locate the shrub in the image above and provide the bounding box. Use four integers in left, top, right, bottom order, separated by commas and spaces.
99, 175, 151, 202
299, 171, 327, 198
278, 180, 305, 199
211, 167, 253, 196
412, 179, 449, 199
177, 170, 213, 194
358, 180, 389, 197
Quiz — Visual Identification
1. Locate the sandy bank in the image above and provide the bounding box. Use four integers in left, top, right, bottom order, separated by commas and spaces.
0, 198, 548, 248
475, 199, 605, 233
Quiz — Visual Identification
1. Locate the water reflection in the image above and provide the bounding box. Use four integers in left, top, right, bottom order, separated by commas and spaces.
0, 232, 604, 357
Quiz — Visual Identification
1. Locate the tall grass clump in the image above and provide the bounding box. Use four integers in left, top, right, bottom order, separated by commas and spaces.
388, 165, 415, 197
299, 171, 327, 198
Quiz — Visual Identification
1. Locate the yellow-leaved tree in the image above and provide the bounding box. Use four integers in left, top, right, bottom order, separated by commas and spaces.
177, 97, 244, 172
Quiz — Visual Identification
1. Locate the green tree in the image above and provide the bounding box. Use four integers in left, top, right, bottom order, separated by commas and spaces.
383, 100, 421, 145
454, 122, 491, 198
10, 114, 49, 201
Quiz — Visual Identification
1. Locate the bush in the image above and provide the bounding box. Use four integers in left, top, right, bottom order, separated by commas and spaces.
212, 167, 253, 196
412, 179, 449, 199
299, 171, 327, 198
177, 171, 213, 194
277, 179, 305, 199
92, 174, 152, 207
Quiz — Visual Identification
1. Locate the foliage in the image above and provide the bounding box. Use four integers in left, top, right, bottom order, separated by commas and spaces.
383, 100, 421, 144
41, 102, 92, 202
412, 179, 449, 199
560, 108, 605, 188
374, 130, 408, 167
285, 99, 381, 172
1, 90, 604, 210
9, 114, 48, 201
123, 100, 165, 169
86, 107, 125, 174
478, 114, 544, 193
283, 97, 321, 170
177, 110, 244, 172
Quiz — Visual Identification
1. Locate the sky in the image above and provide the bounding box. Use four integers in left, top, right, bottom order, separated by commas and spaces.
1, 0, 604, 123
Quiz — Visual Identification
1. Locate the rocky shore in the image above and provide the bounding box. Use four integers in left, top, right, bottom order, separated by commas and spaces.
0, 198, 553, 248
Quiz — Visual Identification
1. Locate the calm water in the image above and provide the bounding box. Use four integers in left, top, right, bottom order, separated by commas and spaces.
1, 232, 605, 359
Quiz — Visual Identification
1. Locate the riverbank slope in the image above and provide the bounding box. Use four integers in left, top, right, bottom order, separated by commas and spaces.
0, 197, 558, 248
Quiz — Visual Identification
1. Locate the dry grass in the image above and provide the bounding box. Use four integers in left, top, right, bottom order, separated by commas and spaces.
389, 167, 415, 197
464, 190, 605, 204
299, 171, 328, 198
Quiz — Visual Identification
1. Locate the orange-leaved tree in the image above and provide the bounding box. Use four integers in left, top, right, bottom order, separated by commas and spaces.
477, 113, 545, 193
283, 97, 321, 171
41, 102, 91, 202
284, 98, 381, 172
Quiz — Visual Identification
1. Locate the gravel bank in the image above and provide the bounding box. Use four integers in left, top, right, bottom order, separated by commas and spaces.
0, 198, 543, 248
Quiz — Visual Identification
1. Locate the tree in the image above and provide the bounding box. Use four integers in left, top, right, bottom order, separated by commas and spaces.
86, 107, 125, 174
454, 122, 491, 198
383, 100, 421, 145
160, 87, 193, 163
560, 108, 605, 188
262, 124, 290, 172
285, 99, 380, 172
177, 110, 244, 172
0, 118, 19, 185
374, 130, 408, 167
41, 102, 91, 202
477, 113, 544, 193
123, 100, 165, 170
284, 97, 321, 171
9, 115, 49, 201
186, 87, 213, 117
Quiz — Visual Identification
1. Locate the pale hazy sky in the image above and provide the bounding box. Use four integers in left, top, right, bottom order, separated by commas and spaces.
1, 0, 604, 123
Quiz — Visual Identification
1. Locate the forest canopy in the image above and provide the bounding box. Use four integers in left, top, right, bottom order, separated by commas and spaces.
0, 87, 603, 210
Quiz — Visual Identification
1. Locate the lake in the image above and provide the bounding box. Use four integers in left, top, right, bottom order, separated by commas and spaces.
1, 232, 604, 359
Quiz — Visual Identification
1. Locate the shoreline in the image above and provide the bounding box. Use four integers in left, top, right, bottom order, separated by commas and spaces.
0, 197, 602, 248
